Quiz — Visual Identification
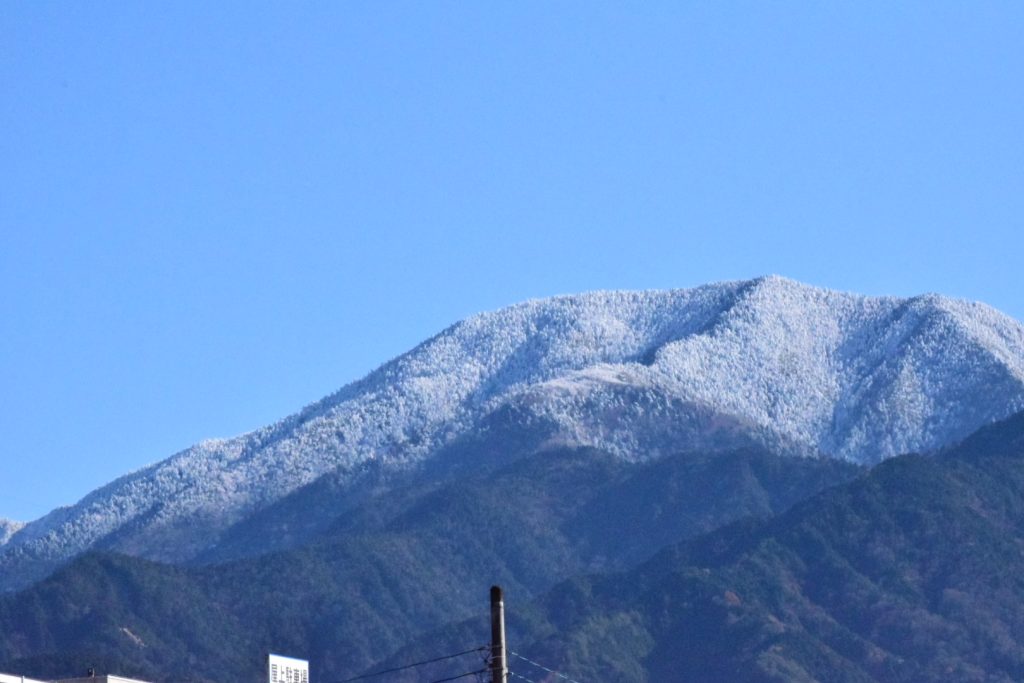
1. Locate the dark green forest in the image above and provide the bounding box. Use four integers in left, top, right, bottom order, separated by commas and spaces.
0, 445, 857, 682
5, 412, 1024, 682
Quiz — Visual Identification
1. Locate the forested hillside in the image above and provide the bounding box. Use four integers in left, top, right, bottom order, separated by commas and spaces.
452, 412, 1024, 682
0, 445, 857, 682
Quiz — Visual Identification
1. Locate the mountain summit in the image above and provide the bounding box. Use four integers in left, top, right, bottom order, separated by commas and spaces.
2, 276, 1023, 591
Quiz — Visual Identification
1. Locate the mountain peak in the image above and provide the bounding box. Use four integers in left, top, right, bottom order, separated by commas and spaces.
3, 278, 1024, 591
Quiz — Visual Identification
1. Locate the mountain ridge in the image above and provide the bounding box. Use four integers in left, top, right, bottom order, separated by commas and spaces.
389, 411, 1024, 682
578, 413, 1024, 681
3, 276, 1024, 592
0, 443, 863, 682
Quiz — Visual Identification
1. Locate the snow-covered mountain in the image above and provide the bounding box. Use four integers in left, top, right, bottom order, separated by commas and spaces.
0, 520, 22, 547
3, 276, 1024, 591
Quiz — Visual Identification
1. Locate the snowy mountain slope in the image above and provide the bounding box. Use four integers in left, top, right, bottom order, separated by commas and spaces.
0, 521, 22, 547
2, 276, 1024, 591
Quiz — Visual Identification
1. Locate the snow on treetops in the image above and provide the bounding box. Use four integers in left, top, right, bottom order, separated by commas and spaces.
3, 276, 1024, 591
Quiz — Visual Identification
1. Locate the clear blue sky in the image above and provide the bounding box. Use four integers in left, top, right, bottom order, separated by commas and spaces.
2, 2, 1022, 521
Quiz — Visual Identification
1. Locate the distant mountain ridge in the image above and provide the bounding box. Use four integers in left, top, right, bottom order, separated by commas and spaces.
2, 276, 1024, 591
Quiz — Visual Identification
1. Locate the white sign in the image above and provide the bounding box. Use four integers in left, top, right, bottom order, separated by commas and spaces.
269, 653, 309, 683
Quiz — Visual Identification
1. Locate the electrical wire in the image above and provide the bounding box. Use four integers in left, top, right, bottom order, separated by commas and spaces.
512, 671, 544, 683
508, 651, 584, 683
335, 646, 488, 682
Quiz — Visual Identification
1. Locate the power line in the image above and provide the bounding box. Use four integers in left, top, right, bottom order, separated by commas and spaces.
335, 646, 488, 683
509, 671, 540, 683
508, 651, 584, 683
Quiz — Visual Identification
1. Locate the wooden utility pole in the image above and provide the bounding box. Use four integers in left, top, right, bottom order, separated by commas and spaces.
490, 586, 508, 683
